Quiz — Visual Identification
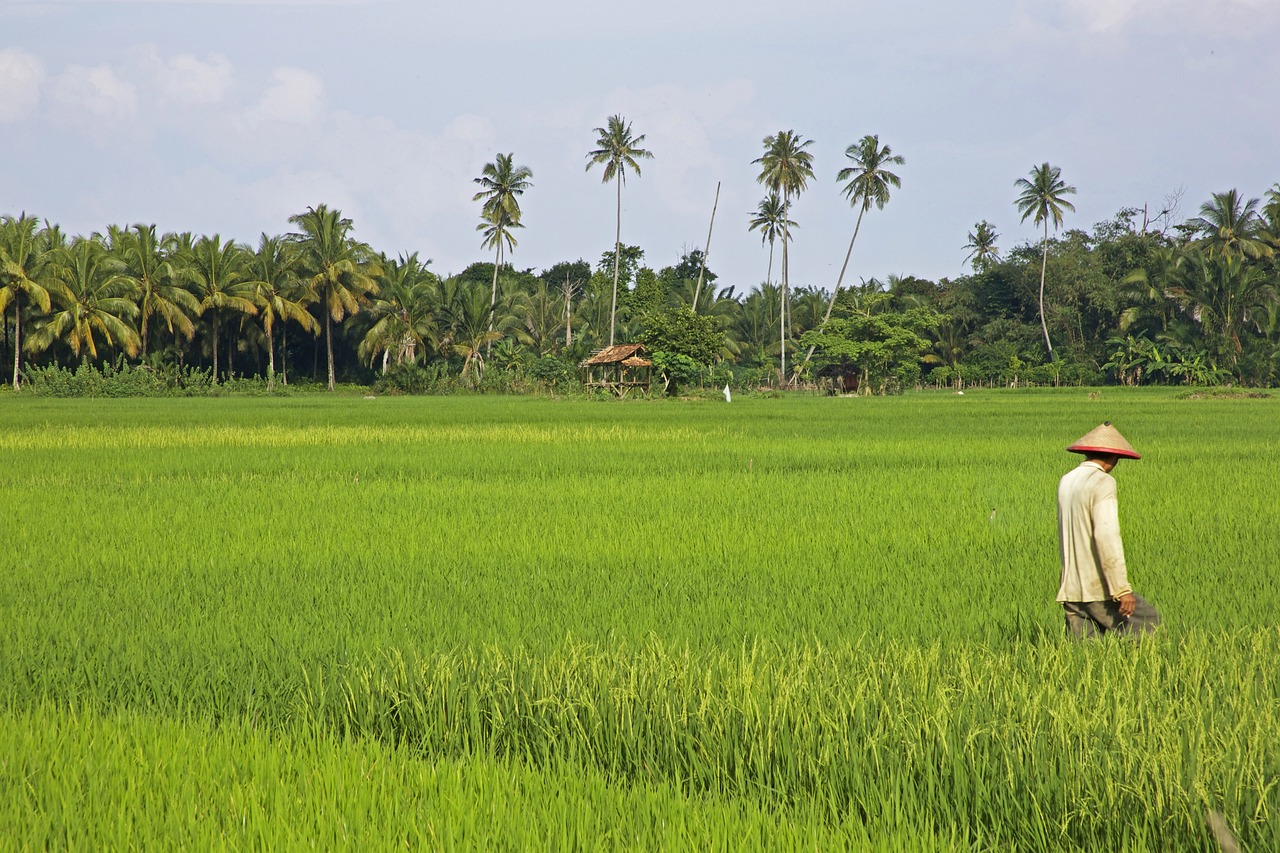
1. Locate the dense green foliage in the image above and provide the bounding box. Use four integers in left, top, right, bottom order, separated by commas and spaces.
1, 392, 1278, 848
3, 174, 1278, 393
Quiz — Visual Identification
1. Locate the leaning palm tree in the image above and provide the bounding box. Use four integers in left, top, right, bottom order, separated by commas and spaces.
1015, 163, 1077, 360
473, 153, 533, 337
287, 205, 380, 390
187, 235, 258, 381
28, 237, 140, 361
964, 220, 1001, 271
585, 115, 653, 346
800, 134, 904, 375
753, 130, 815, 381
0, 214, 55, 390
248, 234, 318, 388
747, 193, 795, 288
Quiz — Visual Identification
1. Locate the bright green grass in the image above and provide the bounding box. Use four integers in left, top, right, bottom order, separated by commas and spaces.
0, 704, 976, 852
1, 390, 1277, 849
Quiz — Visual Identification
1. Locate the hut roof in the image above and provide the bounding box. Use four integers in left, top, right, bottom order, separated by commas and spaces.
584, 344, 648, 365
621, 356, 652, 367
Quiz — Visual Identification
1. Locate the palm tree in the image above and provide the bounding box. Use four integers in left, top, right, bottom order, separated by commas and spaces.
753, 130, 815, 381
445, 282, 505, 384
0, 214, 55, 390
28, 237, 140, 361
747, 193, 794, 288
248, 234, 318, 388
287, 205, 380, 390
585, 115, 653, 346
187, 235, 257, 381
116, 224, 198, 357
358, 252, 438, 372
473, 153, 533, 339
1015, 163, 1077, 360
1165, 250, 1275, 374
801, 135, 904, 375
964, 221, 1001, 271
1188, 189, 1271, 260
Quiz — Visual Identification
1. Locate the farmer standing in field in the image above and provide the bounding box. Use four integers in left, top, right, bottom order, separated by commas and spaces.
1056, 422, 1161, 638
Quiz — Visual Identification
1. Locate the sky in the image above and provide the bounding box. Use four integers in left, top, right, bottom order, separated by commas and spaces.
2, 0, 1278, 294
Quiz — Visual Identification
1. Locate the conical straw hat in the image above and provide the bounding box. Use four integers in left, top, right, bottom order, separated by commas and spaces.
1067, 422, 1140, 459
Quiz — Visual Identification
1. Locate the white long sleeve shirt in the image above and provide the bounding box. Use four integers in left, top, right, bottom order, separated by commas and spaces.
1056, 460, 1133, 603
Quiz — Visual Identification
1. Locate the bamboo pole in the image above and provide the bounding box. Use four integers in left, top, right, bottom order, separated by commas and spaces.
692, 181, 721, 313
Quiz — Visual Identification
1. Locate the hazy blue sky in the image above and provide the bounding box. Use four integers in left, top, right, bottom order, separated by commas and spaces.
2, 0, 1277, 293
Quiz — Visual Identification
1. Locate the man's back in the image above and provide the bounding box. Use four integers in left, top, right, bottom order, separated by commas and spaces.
1057, 461, 1130, 603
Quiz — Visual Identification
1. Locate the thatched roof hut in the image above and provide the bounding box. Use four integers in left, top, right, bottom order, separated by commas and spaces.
582, 344, 652, 396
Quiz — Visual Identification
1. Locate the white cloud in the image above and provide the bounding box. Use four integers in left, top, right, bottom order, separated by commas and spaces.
49, 63, 138, 130
132, 46, 233, 106
0, 48, 46, 123
245, 67, 325, 125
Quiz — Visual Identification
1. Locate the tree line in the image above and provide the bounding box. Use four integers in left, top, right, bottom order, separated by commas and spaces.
3, 115, 1279, 393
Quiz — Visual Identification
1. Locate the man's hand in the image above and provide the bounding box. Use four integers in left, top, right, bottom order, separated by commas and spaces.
1117, 593, 1136, 617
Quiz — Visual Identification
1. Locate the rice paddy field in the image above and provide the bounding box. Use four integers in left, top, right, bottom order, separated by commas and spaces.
1, 389, 1278, 850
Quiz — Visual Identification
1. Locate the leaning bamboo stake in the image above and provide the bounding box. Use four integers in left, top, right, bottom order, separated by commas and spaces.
692, 181, 721, 313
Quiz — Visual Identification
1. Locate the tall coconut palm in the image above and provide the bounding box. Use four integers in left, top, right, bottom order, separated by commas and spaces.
117, 224, 198, 357
473, 153, 533, 339
585, 115, 653, 346
964, 220, 1001, 271
1015, 163, 1077, 360
753, 130, 814, 380
28, 237, 140, 361
801, 135, 904, 375
187, 235, 257, 381
287, 205, 380, 390
248, 234, 317, 388
1188, 189, 1271, 260
747, 193, 795, 288
0, 214, 55, 390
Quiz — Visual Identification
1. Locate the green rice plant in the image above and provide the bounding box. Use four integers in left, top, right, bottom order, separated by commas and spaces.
0, 704, 978, 851
0, 389, 1276, 848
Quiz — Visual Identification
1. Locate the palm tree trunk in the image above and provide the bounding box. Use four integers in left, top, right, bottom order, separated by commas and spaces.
780, 240, 788, 384
326, 307, 336, 391
212, 313, 220, 383
609, 177, 621, 346
488, 243, 501, 357
281, 325, 289, 385
564, 273, 573, 350
1038, 221, 1054, 360
779, 199, 791, 384
12, 293, 21, 392
692, 181, 720, 313
800, 204, 867, 374
766, 240, 774, 288
267, 323, 276, 390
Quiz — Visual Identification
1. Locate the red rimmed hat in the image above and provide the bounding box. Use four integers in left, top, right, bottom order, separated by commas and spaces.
1067, 422, 1140, 459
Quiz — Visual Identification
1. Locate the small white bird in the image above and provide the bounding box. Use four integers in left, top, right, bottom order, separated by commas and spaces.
723, 384, 732, 403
